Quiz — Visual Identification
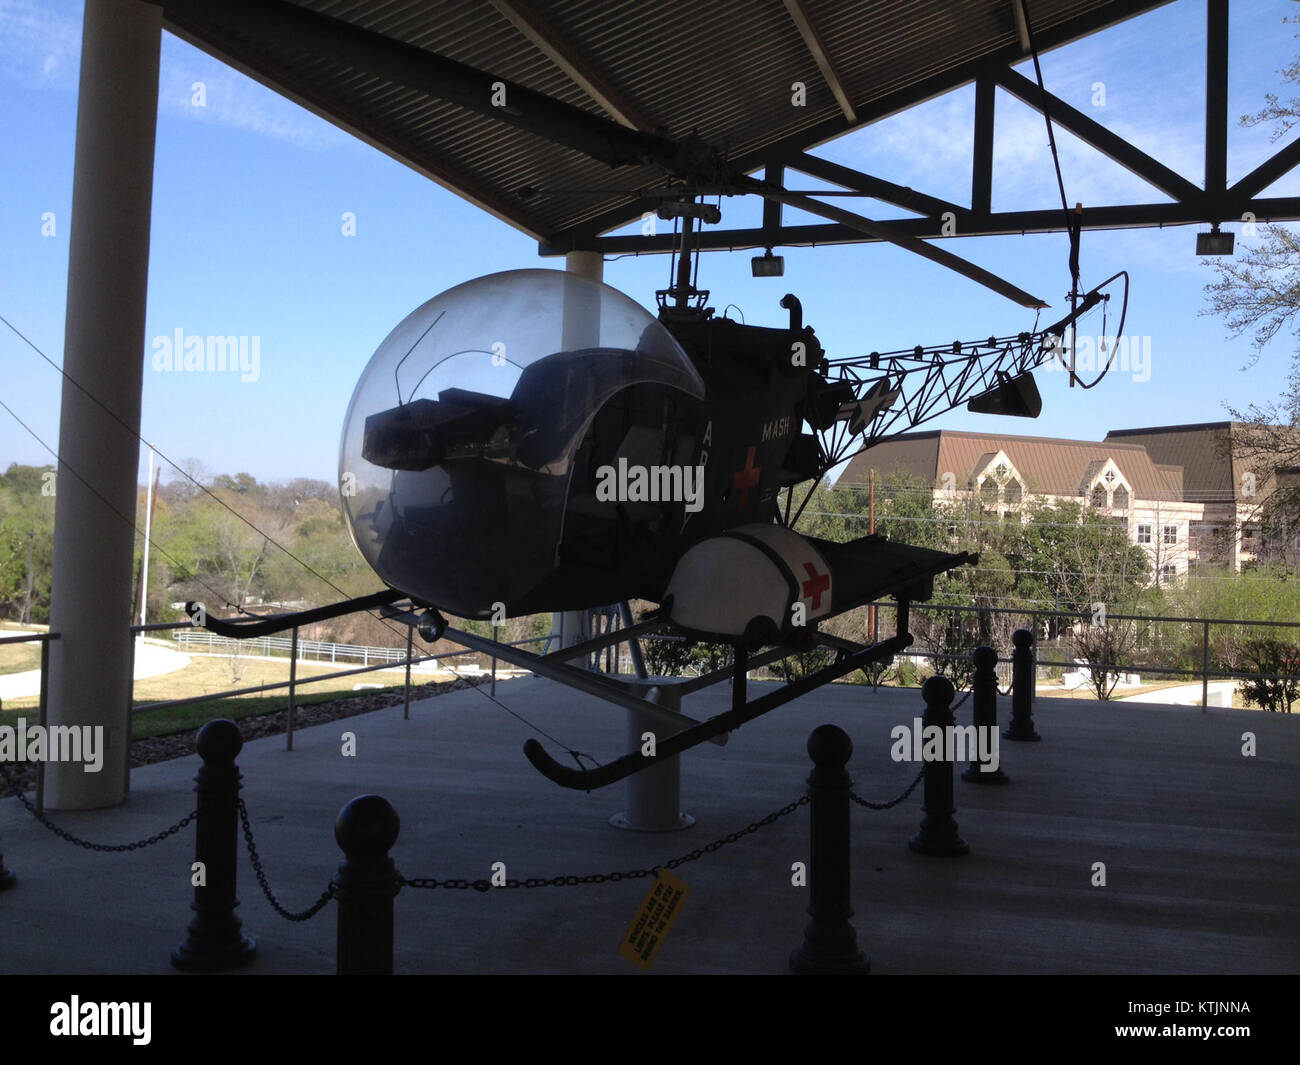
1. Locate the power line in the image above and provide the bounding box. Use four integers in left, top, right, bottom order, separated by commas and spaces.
1, 311, 583, 753
0, 309, 413, 639
0, 395, 242, 617
3, 315, 364, 598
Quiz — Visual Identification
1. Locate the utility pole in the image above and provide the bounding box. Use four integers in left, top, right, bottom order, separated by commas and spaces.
22, 530, 33, 626
139, 444, 157, 629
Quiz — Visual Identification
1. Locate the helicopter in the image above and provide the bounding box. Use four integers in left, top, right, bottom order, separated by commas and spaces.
188, 248, 1123, 791
186, 33, 1127, 790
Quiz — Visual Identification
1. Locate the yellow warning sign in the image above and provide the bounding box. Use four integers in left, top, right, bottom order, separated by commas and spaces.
617, 869, 690, 970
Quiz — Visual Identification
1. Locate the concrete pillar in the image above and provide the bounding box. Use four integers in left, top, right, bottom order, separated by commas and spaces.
46, 0, 162, 809
609, 682, 694, 832
554, 251, 605, 663
564, 249, 603, 282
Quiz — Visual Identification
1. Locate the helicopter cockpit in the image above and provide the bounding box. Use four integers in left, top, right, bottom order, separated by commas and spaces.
339, 269, 705, 618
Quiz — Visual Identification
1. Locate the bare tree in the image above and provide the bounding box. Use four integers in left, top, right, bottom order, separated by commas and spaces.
1202, 20, 1300, 564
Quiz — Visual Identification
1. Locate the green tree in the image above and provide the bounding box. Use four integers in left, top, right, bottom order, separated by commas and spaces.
1236, 637, 1299, 713
0, 464, 56, 623
1018, 501, 1150, 700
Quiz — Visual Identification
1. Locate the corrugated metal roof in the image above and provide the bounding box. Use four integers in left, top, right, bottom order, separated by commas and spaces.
158, 0, 1172, 245
1105, 422, 1237, 502
841, 428, 1187, 500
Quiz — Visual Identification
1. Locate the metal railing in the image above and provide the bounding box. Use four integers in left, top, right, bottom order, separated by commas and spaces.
170, 628, 415, 665
855, 600, 1300, 708
0, 618, 551, 808
0, 629, 60, 810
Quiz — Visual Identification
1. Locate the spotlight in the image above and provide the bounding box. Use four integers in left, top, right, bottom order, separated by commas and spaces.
657, 201, 721, 223
751, 249, 785, 277
1196, 225, 1234, 255
967, 371, 1042, 418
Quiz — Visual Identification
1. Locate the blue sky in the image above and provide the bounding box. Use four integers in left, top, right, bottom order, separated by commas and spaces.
3, 0, 1300, 489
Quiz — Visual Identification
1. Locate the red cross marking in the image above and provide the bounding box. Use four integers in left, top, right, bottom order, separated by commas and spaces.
801, 561, 830, 610
732, 446, 761, 508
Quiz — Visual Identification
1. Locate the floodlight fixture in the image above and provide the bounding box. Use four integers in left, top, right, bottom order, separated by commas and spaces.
1196, 224, 1234, 256
752, 248, 785, 277
657, 201, 721, 224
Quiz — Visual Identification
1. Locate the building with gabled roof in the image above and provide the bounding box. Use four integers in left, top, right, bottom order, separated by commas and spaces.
1103, 421, 1296, 569
839, 427, 1205, 584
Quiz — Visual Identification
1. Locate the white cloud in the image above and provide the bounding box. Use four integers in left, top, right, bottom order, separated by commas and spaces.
156, 35, 354, 153
0, 0, 81, 88
799, 0, 1296, 215
0, 0, 354, 152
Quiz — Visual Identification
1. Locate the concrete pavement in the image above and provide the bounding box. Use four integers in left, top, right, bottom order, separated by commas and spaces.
0, 676, 1296, 974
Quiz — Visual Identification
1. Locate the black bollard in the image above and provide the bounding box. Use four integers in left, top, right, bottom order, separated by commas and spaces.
1004, 628, 1042, 742
172, 719, 257, 971
789, 724, 870, 974
334, 795, 401, 976
963, 646, 1009, 785
0, 846, 13, 890
909, 676, 969, 856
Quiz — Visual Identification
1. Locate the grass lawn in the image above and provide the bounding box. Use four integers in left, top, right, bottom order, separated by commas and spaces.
126, 684, 413, 739
0, 642, 42, 675
1035, 680, 1191, 700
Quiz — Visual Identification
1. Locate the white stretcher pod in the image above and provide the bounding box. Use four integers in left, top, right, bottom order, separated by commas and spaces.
664, 523, 833, 643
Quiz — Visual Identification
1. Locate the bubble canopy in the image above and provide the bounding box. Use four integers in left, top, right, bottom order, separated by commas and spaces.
339, 269, 705, 617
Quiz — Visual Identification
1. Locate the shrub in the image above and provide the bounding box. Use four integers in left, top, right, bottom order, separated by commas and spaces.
1236, 637, 1300, 713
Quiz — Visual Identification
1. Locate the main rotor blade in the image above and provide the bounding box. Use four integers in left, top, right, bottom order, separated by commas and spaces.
742, 178, 1048, 309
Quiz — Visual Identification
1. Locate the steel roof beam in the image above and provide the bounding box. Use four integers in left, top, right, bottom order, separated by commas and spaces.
490, 0, 657, 132
782, 0, 857, 122
553, 0, 1176, 246
1230, 136, 1300, 201
1205, 0, 1229, 206
561, 197, 1300, 254
762, 160, 784, 243
727, 0, 1175, 175
785, 152, 961, 218
156, 0, 678, 171
972, 74, 996, 216
993, 67, 1203, 204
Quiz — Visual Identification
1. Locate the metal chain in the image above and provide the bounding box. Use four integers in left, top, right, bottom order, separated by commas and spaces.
402, 794, 810, 891
0, 761, 196, 851
850, 766, 925, 810
951, 689, 972, 711
237, 797, 336, 921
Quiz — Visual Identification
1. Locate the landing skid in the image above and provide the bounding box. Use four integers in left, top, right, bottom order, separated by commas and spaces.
187, 589, 917, 792
389, 597, 916, 791
519, 616, 912, 791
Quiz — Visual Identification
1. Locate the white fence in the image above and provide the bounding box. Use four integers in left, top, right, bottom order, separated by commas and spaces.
172, 629, 413, 666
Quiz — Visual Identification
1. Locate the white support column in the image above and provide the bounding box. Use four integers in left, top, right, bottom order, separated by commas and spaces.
610, 682, 695, 832
46, 0, 162, 809
554, 251, 605, 663
563, 249, 603, 281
